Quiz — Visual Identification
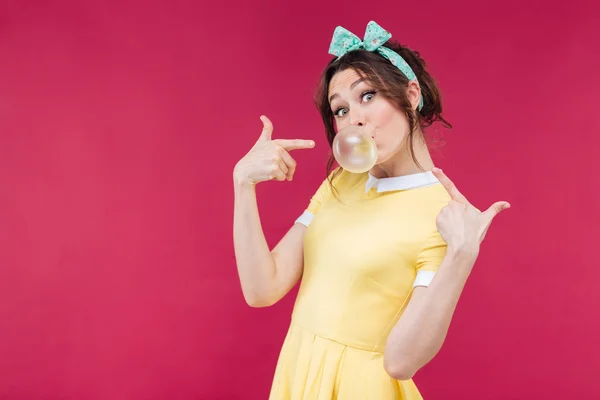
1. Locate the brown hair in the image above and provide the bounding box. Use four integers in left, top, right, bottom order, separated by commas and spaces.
314, 39, 451, 190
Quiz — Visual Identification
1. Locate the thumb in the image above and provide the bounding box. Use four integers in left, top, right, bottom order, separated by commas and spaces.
482, 201, 511, 223
480, 201, 510, 241
257, 115, 273, 142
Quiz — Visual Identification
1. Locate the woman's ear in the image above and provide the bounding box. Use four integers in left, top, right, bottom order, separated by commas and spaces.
406, 81, 421, 111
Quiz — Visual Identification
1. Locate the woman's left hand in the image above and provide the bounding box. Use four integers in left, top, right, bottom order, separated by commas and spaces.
432, 168, 510, 256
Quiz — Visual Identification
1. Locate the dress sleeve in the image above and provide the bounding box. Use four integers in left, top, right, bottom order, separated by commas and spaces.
295, 168, 339, 227
412, 229, 448, 288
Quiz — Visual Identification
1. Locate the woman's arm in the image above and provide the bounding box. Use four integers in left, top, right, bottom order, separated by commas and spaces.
384, 167, 510, 380
232, 115, 315, 307
233, 181, 306, 307
383, 247, 478, 380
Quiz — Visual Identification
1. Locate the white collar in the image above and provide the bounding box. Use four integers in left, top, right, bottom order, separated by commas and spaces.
365, 171, 440, 193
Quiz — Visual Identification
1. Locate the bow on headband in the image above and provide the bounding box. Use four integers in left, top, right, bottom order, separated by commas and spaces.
328, 21, 424, 111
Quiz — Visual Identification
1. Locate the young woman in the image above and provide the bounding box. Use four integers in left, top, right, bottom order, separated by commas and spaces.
233, 21, 510, 399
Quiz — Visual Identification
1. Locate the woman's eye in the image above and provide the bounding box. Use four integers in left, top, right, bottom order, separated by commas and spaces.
334, 108, 348, 117
362, 91, 376, 102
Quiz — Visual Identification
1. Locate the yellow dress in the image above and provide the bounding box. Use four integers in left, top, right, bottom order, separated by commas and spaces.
269, 169, 451, 400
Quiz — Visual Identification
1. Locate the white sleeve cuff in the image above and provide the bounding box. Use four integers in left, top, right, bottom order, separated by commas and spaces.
412, 270, 436, 288
295, 210, 314, 227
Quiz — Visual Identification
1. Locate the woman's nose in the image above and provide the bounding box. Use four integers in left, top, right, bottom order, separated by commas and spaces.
349, 109, 365, 126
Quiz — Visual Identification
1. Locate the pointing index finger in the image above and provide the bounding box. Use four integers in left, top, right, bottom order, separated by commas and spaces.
275, 139, 316, 151
432, 167, 470, 204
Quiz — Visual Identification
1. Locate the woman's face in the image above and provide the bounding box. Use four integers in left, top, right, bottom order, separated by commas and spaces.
328, 68, 417, 165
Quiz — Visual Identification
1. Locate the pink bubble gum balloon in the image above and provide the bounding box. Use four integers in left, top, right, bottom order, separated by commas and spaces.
332, 126, 378, 173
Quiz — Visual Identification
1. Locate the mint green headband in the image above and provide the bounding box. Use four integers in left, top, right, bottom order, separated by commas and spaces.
328, 21, 424, 111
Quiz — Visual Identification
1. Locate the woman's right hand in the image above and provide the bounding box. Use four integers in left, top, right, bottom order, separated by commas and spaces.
233, 115, 316, 186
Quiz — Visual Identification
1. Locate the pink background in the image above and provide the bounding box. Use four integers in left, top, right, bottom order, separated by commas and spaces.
1, 1, 599, 398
